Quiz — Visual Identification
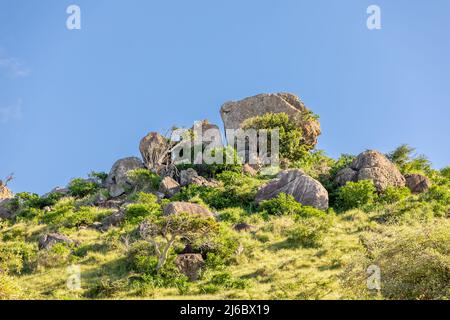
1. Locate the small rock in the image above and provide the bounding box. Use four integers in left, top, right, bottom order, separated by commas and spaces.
175, 253, 204, 281
159, 176, 180, 198
0, 199, 14, 220
139, 132, 170, 172
38, 233, 74, 250
163, 201, 215, 219
98, 211, 125, 231
234, 222, 256, 232
180, 168, 219, 187
405, 174, 431, 194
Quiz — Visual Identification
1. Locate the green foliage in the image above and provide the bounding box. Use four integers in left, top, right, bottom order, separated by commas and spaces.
88, 171, 108, 184
0, 241, 36, 274
337, 180, 378, 211
68, 178, 100, 198
291, 150, 334, 179
342, 221, 450, 300
287, 217, 332, 248
242, 112, 312, 161
378, 186, 411, 204
0, 274, 24, 299
173, 171, 264, 211
127, 169, 161, 192
218, 207, 247, 223
259, 193, 326, 218
125, 193, 161, 224
387, 144, 432, 175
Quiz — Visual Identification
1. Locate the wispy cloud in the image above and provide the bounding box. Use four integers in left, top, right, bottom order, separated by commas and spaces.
0, 55, 30, 78
0, 99, 23, 123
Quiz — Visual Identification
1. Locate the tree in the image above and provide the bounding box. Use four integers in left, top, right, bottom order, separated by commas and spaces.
387, 144, 431, 174
139, 212, 218, 272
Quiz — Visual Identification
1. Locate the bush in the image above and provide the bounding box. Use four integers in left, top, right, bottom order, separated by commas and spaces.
287, 217, 332, 248
342, 221, 450, 300
127, 169, 161, 192
0, 241, 37, 274
378, 186, 411, 204
0, 274, 24, 300
125, 193, 161, 224
36, 243, 72, 269
218, 207, 247, 223
337, 180, 377, 211
259, 193, 326, 218
201, 272, 248, 292
242, 112, 313, 161
68, 178, 99, 198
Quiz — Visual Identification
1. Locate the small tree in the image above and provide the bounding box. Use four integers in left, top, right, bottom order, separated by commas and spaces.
139, 212, 218, 272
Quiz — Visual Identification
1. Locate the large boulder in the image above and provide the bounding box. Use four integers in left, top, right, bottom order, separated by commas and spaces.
163, 201, 215, 219
175, 253, 204, 281
405, 174, 431, 194
139, 132, 170, 172
255, 169, 329, 210
334, 150, 405, 191
38, 233, 74, 250
105, 157, 144, 197
220, 93, 321, 148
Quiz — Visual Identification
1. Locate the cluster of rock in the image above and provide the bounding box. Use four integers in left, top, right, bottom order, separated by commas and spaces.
334, 150, 431, 193
1, 92, 435, 280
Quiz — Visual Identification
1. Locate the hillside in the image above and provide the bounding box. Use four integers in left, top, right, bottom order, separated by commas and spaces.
1, 93, 449, 300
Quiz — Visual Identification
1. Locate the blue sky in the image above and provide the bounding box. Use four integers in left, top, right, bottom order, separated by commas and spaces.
1, 0, 449, 194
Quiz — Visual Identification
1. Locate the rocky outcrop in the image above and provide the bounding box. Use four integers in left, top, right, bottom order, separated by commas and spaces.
179, 168, 219, 188
159, 176, 180, 197
175, 253, 204, 281
220, 93, 321, 148
139, 132, 170, 173
38, 233, 74, 250
256, 169, 329, 210
405, 174, 431, 194
234, 222, 256, 232
163, 201, 215, 219
105, 157, 144, 197
334, 150, 405, 191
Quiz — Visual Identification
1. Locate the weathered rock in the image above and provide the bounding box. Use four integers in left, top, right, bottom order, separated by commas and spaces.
98, 211, 125, 231
334, 150, 405, 191
38, 233, 74, 250
175, 253, 204, 281
256, 169, 329, 210
405, 174, 431, 194
105, 157, 144, 197
220, 93, 321, 148
163, 201, 215, 219
159, 176, 180, 198
191, 120, 222, 148
0, 199, 14, 219
243, 164, 258, 176
179, 168, 219, 188
139, 132, 170, 172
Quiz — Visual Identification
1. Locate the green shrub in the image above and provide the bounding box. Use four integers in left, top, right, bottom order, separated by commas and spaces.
378, 186, 411, 204
342, 221, 450, 300
0, 274, 24, 299
337, 180, 377, 210
259, 193, 326, 218
64, 206, 110, 228
36, 243, 72, 269
125, 193, 161, 224
68, 178, 100, 198
204, 272, 248, 290
287, 217, 332, 248
242, 112, 313, 161
218, 207, 247, 223
127, 169, 161, 192
0, 242, 37, 274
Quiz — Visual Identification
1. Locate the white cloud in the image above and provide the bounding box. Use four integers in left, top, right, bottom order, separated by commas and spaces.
0, 99, 23, 123
0, 56, 30, 78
